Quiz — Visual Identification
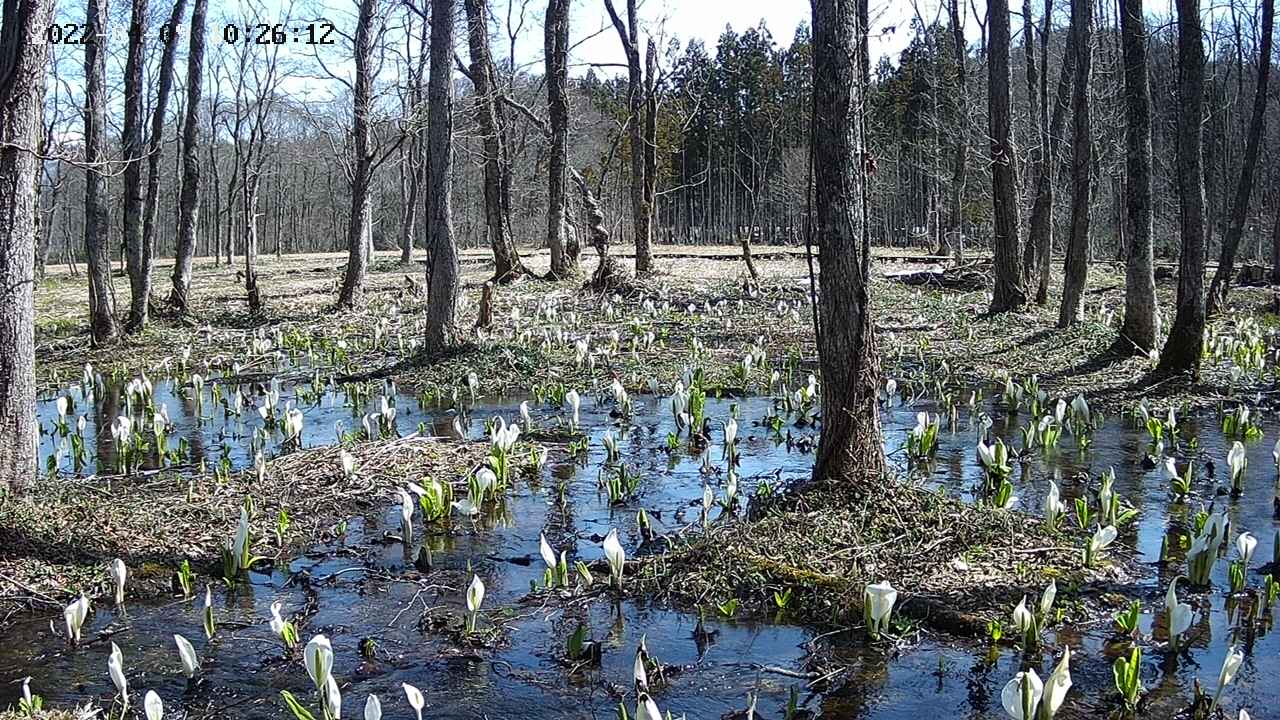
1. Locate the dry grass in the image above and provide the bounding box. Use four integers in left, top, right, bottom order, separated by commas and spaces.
635, 477, 1130, 636
0, 436, 486, 624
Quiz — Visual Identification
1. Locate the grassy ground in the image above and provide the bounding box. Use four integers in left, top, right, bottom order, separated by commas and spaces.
0, 437, 486, 625
15, 244, 1271, 631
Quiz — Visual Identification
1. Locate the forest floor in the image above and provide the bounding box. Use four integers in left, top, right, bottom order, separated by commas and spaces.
13, 244, 1271, 632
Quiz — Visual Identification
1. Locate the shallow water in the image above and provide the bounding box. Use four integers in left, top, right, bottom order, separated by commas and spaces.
8, 377, 1280, 718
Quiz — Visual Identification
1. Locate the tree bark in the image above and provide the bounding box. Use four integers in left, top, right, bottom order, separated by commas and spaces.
0, 0, 54, 488
84, 0, 120, 344
604, 0, 654, 275
944, 0, 968, 261
544, 0, 572, 278
121, 0, 149, 331
1019, 0, 1040, 279
1157, 0, 1208, 377
987, 0, 1026, 313
1056, 0, 1093, 327
337, 0, 378, 308
463, 0, 525, 283
1116, 0, 1160, 353
810, 0, 884, 484
424, 0, 460, 354
134, 0, 188, 326
170, 0, 208, 313
1205, 0, 1273, 315
1027, 16, 1075, 305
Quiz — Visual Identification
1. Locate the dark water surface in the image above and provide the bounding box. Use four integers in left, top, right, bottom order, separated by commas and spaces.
6, 376, 1277, 718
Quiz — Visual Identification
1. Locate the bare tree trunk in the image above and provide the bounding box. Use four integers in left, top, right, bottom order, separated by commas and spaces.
464, 0, 525, 283
1057, 0, 1093, 327
1157, 0, 1208, 377
1116, 0, 1159, 353
987, 0, 1026, 313
1028, 19, 1075, 304
121, 0, 149, 331
337, 0, 378, 309
1206, 0, 1273, 315
424, 0, 459, 354
1019, 0, 1040, 278
544, 0, 572, 278
604, 0, 653, 275
135, 0, 187, 321
84, 0, 120, 344
810, 0, 883, 484
945, 0, 968, 261
170, 0, 207, 313
0, 0, 54, 488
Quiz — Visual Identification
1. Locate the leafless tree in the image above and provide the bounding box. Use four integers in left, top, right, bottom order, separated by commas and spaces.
1057, 0, 1093, 326
810, 0, 884, 483
604, 0, 655, 274
1157, 0, 1208, 376
169, 0, 208, 313
424, 0, 460, 353
0, 0, 56, 487
84, 0, 121, 344
987, 0, 1025, 313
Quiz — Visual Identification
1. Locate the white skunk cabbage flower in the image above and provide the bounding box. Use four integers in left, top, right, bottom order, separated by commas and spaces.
565, 389, 581, 430
1070, 394, 1089, 423
539, 534, 557, 572
1212, 646, 1245, 712
636, 692, 663, 720
108, 642, 129, 709
144, 690, 163, 720
304, 634, 334, 691
520, 401, 533, 430
174, 634, 199, 678
466, 574, 486, 614
399, 490, 415, 541
340, 450, 356, 479
1040, 580, 1057, 618
863, 581, 897, 638
64, 594, 90, 644
364, 694, 382, 720
233, 507, 251, 571
724, 417, 738, 446
1086, 525, 1118, 564
1273, 438, 1280, 469
1236, 532, 1257, 567
324, 675, 342, 719
109, 558, 128, 605
1042, 647, 1072, 719
1001, 669, 1043, 720
403, 683, 425, 720
269, 601, 288, 637
1228, 441, 1247, 485
1011, 596, 1034, 634
1168, 600, 1193, 648
1044, 481, 1064, 529
603, 529, 626, 588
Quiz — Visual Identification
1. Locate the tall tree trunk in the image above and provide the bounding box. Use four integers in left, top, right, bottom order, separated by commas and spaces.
0, 0, 54, 488
337, 0, 377, 309
1019, 0, 1040, 278
810, 0, 883, 484
1028, 13, 1075, 304
544, 0, 572, 277
604, 0, 653, 275
121, 0, 149, 331
1271, 197, 1280, 283
464, 0, 525, 283
170, 0, 208, 313
1117, 0, 1159, 353
945, 0, 968, 261
1157, 0, 1208, 377
987, 0, 1026, 313
84, 0, 120, 344
643, 38, 658, 262
1057, 0, 1093, 326
424, 0, 459, 354
1205, 0, 1274, 315
133, 0, 188, 328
